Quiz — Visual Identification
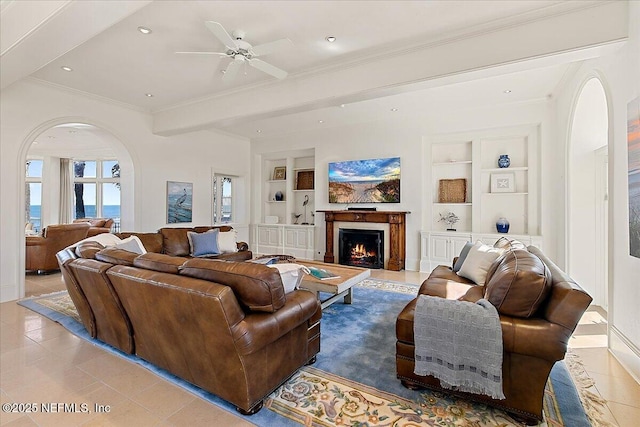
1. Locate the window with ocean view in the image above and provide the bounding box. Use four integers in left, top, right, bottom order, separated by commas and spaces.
26, 160, 43, 232
74, 160, 120, 230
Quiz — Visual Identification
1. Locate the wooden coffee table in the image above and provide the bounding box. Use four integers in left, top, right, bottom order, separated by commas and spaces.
297, 260, 371, 309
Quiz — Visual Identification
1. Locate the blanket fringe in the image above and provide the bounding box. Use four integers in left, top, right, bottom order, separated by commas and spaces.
565, 350, 616, 427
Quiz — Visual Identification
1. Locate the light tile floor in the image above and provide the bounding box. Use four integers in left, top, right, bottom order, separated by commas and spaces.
1, 271, 638, 426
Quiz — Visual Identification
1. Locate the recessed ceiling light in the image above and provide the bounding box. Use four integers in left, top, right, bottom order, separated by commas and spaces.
503, 89, 512, 93
340, 104, 346, 108
318, 120, 324, 124
391, 108, 398, 112
256, 130, 262, 133
61, 66, 73, 72
325, 36, 336, 43
138, 26, 152, 35
145, 93, 153, 97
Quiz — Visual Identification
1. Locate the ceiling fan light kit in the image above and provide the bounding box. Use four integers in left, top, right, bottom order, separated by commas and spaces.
176, 21, 292, 82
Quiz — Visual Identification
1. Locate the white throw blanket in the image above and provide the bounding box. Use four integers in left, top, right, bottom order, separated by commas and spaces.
413, 295, 505, 399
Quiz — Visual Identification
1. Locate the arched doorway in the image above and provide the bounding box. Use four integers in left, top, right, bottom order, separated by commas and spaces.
19, 118, 135, 296
568, 78, 609, 310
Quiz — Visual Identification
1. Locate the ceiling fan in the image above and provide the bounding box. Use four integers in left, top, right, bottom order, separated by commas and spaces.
176, 21, 292, 82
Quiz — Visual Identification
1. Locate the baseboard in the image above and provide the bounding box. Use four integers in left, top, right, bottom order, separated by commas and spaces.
610, 326, 640, 384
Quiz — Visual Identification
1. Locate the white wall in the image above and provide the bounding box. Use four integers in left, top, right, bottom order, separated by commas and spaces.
554, 1, 640, 380
568, 79, 609, 301
251, 99, 552, 270
0, 79, 250, 302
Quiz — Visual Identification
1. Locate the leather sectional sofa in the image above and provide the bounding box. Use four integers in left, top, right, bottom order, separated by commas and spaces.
56, 226, 321, 415
396, 241, 592, 425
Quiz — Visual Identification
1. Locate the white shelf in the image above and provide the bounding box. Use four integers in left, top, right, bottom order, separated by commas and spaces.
482, 192, 528, 196
293, 189, 313, 192
481, 166, 528, 172
267, 179, 286, 183
433, 160, 472, 166
434, 202, 473, 206
266, 200, 286, 203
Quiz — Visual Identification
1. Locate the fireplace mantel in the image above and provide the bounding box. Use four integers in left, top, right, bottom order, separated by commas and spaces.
317, 210, 409, 271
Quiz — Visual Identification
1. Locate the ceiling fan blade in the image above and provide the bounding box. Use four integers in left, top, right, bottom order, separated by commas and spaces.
175, 51, 228, 56
223, 58, 242, 82
205, 21, 238, 49
249, 58, 288, 79
250, 38, 293, 57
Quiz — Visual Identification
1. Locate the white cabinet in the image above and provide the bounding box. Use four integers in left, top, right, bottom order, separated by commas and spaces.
420, 231, 542, 272
254, 224, 315, 260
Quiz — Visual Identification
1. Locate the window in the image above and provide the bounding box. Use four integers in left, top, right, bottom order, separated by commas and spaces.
213, 175, 233, 224
74, 160, 120, 229
25, 160, 43, 232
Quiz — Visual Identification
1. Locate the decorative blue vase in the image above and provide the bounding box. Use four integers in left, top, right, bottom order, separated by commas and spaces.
498, 154, 511, 168
496, 217, 510, 233
274, 191, 284, 201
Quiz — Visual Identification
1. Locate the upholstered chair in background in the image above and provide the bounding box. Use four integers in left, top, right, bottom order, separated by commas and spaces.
25, 223, 90, 272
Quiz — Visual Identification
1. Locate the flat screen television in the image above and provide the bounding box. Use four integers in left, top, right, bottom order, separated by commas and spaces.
328, 157, 400, 203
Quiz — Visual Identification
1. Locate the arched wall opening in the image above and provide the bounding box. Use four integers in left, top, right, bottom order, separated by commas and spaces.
18, 117, 135, 297
567, 77, 609, 309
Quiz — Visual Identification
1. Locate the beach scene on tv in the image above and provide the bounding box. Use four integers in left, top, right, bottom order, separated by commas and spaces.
329, 157, 400, 203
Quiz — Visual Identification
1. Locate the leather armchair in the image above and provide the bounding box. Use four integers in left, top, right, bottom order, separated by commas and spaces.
73, 218, 114, 236
26, 223, 90, 272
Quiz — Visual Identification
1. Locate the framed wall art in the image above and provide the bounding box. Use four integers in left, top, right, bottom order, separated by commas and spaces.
167, 181, 193, 223
628, 96, 640, 258
491, 173, 515, 193
273, 166, 286, 180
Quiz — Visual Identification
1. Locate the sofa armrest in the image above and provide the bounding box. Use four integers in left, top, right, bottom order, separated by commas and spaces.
230, 289, 320, 356
458, 285, 484, 302
25, 236, 47, 247
500, 315, 571, 362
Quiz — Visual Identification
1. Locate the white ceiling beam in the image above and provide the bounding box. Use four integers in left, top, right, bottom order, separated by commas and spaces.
0, 0, 152, 90
152, 1, 628, 137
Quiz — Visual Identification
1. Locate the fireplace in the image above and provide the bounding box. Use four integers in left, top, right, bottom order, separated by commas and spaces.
339, 228, 384, 269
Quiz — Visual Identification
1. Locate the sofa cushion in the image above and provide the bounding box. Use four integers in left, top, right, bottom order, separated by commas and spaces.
95, 247, 139, 266
457, 241, 504, 285
484, 249, 552, 318
75, 241, 105, 259
180, 259, 286, 312
494, 237, 528, 251
133, 253, 186, 274
187, 229, 220, 257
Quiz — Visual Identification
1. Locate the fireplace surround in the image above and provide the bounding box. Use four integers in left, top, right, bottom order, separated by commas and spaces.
318, 210, 409, 271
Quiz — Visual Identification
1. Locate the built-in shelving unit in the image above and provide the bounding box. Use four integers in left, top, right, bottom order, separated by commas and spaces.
421, 125, 540, 271
254, 149, 316, 259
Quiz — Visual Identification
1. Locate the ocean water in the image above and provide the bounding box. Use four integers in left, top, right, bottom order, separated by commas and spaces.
28, 205, 120, 232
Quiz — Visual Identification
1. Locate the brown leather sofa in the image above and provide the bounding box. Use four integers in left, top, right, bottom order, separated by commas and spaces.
396, 242, 592, 424
73, 218, 114, 236
26, 223, 90, 272
57, 240, 321, 415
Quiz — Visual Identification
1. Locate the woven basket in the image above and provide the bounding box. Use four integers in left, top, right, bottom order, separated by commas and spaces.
438, 178, 467, 203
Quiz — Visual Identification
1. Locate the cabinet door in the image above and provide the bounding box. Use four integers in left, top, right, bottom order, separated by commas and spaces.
284, 228, 308, 249
258, 226, 280, 246
429, 235, 451, 263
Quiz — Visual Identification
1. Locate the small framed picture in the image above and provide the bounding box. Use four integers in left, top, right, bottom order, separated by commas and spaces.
491, 173, 515, 193
273, 166, 286, 180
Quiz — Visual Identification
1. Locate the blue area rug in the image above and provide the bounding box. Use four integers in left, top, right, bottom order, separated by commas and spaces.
18, 281, 590, 426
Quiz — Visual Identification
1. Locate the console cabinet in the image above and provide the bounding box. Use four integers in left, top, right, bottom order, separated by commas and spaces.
254, 224, 315, 260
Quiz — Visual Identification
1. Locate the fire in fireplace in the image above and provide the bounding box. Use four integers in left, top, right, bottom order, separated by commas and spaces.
338, 228, 384, 269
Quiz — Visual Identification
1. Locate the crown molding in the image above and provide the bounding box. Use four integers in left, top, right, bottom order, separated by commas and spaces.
25, 76, 150, 114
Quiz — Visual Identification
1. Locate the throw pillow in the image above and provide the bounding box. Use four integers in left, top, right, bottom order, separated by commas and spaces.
457, 241, 504, 285
217, 230, 238, 253
187, 229, 220, 257
452, 241, 474, 272
114, 235, 147, 255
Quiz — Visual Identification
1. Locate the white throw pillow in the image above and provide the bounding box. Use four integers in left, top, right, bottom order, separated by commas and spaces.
217, 230, 238, 253
267, 263, 308, 293
457, 240, 504, 285
114, 235, 147, 255
76, 233, 122, 247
